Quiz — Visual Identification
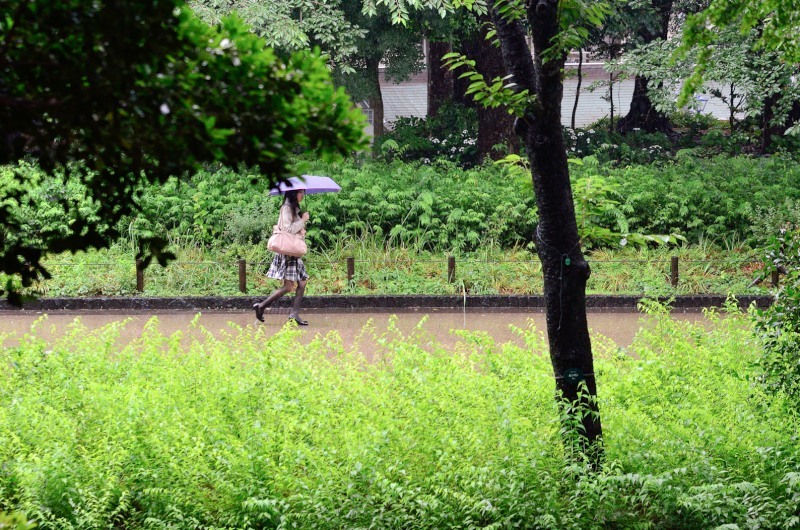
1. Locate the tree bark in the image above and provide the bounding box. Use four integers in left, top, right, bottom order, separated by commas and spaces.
473, 14, 518, 159
760, 93, 800, 153
617, 0, 675, 135
491, 4, 603, 463
571, 48, 582, 130
609, 70, 615, 133
366, 57, 385, 138
617, 75, 673, 134
427, 40, 453, 118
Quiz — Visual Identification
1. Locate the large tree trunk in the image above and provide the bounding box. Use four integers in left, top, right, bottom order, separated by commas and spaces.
617, 75, 673, 134
366, 57, 385, 138
427, 40, 453, 118
475, 14, 517, 159
760, 93, 800, 153
491, 5, 602, 463
617, 0, 674, 135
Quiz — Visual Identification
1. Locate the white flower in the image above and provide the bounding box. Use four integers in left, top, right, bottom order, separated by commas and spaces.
159, 103, 170, 115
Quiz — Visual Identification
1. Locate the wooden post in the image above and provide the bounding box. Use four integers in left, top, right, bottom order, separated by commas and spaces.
670, 256, 679, 287
136, 259, 144, 292
238, 259, 247, 293
347, 257, 355, 285
772, 269, 779, 288
448, 256, 456, 283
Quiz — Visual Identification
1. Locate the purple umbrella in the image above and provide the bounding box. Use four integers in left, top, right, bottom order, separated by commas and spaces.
269, 175, 341, 195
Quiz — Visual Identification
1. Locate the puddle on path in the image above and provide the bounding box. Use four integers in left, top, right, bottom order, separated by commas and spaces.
0, 309, 710, 352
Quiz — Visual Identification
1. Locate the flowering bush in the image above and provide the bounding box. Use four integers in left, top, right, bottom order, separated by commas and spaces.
375, 101, 480, 167
563, 121, 673, 165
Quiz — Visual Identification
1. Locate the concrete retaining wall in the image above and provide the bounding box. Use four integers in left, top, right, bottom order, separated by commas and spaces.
0, 295, 773, 312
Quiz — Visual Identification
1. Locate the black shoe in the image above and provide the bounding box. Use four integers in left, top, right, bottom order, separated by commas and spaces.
288, 316, 308, 326
253, 303, 265, 322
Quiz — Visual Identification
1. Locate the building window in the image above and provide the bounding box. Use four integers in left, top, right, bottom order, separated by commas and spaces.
361, 108, 374, 125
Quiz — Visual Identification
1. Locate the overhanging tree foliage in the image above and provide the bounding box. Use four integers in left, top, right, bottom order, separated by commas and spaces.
192, 0, 433, 139
0, 0, 365, 303
679, 0, 800, 108
190, 0, 366, 72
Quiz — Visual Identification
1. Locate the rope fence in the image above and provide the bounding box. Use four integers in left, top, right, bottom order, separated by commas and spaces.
41, 255, 772, 294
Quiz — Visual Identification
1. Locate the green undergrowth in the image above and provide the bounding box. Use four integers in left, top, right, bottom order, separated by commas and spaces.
17, 240, 768, 298
0, 304, 797, 528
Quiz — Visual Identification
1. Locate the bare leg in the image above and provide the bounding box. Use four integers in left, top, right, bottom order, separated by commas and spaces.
254, 280, 294, 321
289, 279, 307, 323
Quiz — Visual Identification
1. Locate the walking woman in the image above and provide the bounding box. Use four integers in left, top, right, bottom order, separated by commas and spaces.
253, 189, 310, 325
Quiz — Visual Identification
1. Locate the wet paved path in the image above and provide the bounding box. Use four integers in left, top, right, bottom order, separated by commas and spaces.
0, 309, 708, 350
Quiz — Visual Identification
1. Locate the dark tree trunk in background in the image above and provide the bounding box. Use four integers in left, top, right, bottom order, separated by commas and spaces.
760, 94, 800, 153
453, 33, 479, 108
491, 3, 603, 464
609, 71, 615, 133
617, 0, 675, 134
427, 40, 453, 117
571, 48, 583, 130
475, 14, 518, 159
617, 75, 673, 134
366, 57, 385, 138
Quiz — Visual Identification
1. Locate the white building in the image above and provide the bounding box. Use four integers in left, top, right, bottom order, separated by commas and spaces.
362, 62, 737, 136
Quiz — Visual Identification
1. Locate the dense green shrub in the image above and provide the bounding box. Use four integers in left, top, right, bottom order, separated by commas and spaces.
575, 154, 800, 244
669, 110, 721, 133
374, 101, 480, 166
0, 162, 104, 252
566, 112, 796, 162
564, 122, 673, 166
754, 227, 800, 406
10, 152, 800, 259
0, 307, 797, 528
124, 158, 539, 253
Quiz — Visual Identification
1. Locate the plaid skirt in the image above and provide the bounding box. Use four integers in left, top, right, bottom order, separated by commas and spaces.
266, 253, 309, 282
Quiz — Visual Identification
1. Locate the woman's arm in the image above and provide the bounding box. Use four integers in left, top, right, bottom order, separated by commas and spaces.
279, 204, 306, 234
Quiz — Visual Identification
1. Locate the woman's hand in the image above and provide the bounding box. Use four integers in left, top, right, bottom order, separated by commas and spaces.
301, 212, 310, 222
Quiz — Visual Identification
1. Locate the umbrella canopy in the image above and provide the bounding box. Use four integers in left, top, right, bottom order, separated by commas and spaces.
269, 175, 341, 196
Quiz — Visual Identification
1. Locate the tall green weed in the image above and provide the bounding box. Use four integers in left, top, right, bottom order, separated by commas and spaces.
1, 308, 798, 528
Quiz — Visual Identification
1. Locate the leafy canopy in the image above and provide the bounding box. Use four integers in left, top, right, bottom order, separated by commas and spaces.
190, 0, 368, 73
0, 0, 366, 303
678, 0, 800, 105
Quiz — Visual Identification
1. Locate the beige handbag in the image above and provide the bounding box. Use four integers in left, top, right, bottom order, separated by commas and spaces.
267, 225, 307, 257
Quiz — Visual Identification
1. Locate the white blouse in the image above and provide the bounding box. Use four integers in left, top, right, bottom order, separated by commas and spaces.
278, 203, 306, 235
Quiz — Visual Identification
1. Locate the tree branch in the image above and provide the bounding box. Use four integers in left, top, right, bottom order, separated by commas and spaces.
489, 0, 536, 95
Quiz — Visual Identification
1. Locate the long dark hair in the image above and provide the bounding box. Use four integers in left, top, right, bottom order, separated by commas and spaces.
283, 189, 304, 218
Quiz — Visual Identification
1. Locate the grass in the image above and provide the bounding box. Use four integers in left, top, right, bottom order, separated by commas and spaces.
14, 239, 770, 298
0, 303, 797, 528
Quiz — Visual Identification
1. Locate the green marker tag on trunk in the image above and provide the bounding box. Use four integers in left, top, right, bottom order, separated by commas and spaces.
564, 367, 584, 385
